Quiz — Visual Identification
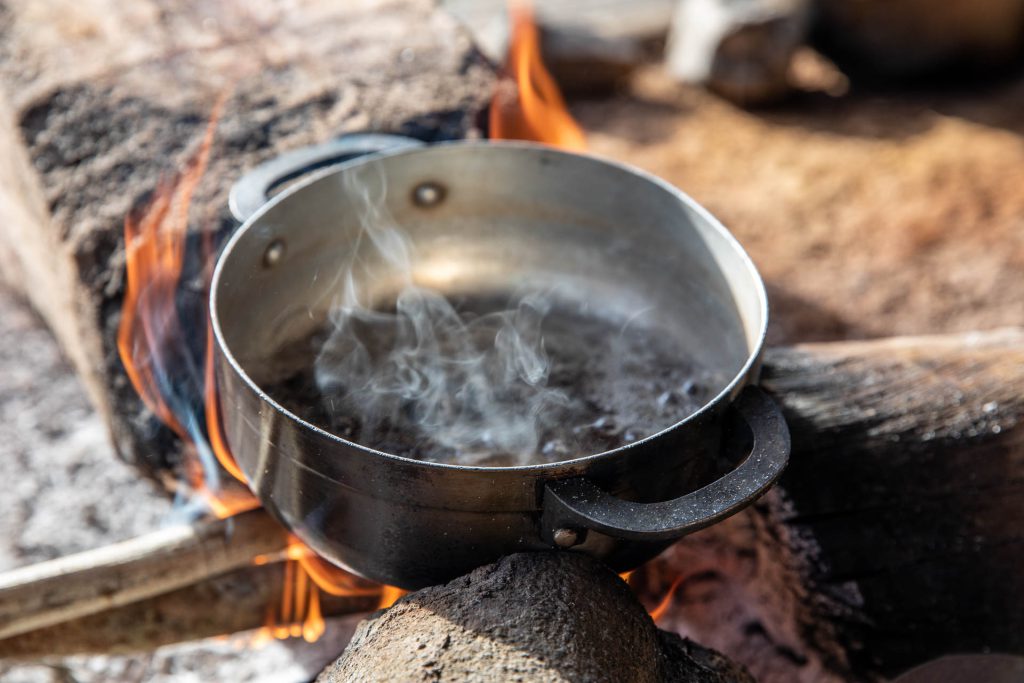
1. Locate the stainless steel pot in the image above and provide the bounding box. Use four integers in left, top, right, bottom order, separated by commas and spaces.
210, 135, 789, 589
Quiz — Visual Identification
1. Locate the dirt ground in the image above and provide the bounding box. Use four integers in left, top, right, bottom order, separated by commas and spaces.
576, 65, 1024, 344
2, 62, 1023, 681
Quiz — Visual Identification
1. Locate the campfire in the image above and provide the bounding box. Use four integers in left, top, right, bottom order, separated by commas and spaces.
3, 0, 738, 653
110, 1, 621, 644
2, 0, 1024, 681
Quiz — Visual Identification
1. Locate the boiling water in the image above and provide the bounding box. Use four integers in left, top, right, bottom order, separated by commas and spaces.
261, 295, 726, 466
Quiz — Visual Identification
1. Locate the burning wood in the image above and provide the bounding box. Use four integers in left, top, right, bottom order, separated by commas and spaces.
0, 565, 373, 659
114, 97, 407, 645
0, 509, 397, 655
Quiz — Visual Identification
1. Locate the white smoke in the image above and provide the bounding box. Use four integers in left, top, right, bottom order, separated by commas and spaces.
313, 162, 568, 465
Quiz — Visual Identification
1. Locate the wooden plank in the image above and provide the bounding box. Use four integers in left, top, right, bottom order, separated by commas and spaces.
0, 565, 374, 658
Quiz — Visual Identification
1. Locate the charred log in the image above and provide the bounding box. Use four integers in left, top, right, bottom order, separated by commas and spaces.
646, 328, 1024, 682
0, 0, 495, 483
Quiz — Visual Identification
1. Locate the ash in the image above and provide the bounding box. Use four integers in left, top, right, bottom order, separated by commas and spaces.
262, 295, 725, 466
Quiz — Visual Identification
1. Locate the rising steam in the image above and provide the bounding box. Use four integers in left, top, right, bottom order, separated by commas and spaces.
313, 163, 569, 466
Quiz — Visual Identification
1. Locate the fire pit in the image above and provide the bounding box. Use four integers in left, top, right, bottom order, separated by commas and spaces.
210, 136, 789, 588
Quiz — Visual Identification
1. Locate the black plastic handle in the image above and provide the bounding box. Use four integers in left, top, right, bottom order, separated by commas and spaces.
228, 133, 425, 223
542, 385, 790, 544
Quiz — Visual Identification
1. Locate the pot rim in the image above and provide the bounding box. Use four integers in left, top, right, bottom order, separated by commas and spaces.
209, 139, 769, 474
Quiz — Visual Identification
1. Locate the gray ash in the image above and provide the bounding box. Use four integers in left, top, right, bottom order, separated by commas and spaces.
259, 295, 725, 466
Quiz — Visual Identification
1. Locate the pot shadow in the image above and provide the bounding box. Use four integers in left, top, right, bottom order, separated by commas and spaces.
763, 283, 871, 346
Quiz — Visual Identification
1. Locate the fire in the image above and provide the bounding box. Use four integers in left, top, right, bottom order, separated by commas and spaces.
647, 575, 685, 623
117, 97, 402, 645
117, 22, 676, 641
118, 99, 219, 440
489, 2, 586, 150
250, 538, 406, 643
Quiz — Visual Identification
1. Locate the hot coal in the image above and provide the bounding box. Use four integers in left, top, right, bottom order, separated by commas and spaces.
259, 295, 726, 467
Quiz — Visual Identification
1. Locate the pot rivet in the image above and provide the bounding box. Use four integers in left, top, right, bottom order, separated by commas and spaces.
412, 181, 445, 207
553, 527, 582, 548
263, 239, 286, 268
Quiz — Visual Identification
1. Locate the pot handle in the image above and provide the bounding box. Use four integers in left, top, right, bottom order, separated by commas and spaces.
228, 133, 425, 223
541, 386, 790, 544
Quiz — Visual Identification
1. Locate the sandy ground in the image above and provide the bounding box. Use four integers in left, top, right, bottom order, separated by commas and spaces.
576, 66, 1024, 344
2, 64, 1023, 681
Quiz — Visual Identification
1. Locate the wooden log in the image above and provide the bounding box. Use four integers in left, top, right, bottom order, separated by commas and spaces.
765, 328, 1024, 679
647, 328, 1024, 682
318, 552, 754, 683
0, 510, 287, 640
0, 565, 375, 658
0, 0, 495, 482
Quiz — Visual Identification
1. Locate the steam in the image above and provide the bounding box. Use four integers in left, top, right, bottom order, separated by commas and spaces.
313, 164, 567, 465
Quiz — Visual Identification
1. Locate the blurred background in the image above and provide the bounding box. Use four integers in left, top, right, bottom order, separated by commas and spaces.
1, 0, 1023, 681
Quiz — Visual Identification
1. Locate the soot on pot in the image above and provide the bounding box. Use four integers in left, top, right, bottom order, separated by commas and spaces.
256, 161, 725, 467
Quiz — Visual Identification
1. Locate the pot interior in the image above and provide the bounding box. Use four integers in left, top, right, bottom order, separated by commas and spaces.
212, 143, 766, 466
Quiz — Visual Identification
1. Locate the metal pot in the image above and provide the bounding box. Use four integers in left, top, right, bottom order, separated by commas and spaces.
210, 135, 789, 589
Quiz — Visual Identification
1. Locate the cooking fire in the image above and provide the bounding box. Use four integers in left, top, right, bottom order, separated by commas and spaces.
114, 0, 754, 644
2, 0, 1022, 681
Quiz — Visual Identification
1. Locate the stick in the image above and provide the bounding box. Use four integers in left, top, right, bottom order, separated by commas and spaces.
0, 564, 376, 658
0, 509, 287, 640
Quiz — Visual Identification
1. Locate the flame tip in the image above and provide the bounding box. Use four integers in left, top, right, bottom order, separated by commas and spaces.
490, 1, 585, 151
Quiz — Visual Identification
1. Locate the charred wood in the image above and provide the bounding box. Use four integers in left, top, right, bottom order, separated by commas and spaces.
0, 0, 495, 483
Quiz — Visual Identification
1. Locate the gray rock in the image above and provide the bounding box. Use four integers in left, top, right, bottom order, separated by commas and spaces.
317, 552, 754, 683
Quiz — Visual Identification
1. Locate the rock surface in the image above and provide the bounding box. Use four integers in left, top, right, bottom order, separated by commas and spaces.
317, 552, 754, 683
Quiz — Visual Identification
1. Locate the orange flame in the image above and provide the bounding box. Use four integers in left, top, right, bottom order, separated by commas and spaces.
117, 97, 403, 644
648, 575, 685, 623
251, 537, 406, 643
118, 99, 223, 439
204, 326, 249, 487
489, 2, 585, 150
